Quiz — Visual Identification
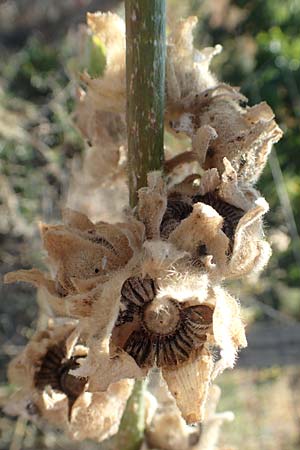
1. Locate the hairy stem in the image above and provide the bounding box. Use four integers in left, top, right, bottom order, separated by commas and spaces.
112, 1, 166, 449
126, 0, 166, 207
111, 380, 148, 450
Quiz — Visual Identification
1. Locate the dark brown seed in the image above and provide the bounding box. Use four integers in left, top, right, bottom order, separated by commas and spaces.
116, 278, 214, 369
84, 234, 118, 255
116, 277, 158, 328
121, 277, 156, 307
124, 330, 156, 368
35, 343, 87, 419
160, 194, 193, 239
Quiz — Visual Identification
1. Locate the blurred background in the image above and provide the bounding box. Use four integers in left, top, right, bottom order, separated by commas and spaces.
0, 0, 300, 449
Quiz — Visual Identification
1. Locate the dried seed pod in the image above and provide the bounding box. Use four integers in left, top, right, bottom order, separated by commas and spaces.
7, 320, 87, 421
34, 342, 87, 420
114, 276, 214, 370
40, 218, 134, 295
192, 192, 244, 244
110, 274, 220, 424
5, 320, 134, 442
160, 192, 193, 239
160, 162, 271, 280
4, 209, 143, 309
169, 85, 283, 183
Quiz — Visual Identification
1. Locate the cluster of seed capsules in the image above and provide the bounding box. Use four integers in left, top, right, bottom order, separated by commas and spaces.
4, 12, 282, 446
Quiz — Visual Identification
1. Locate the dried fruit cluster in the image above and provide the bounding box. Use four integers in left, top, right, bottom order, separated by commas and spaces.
4, 12, 282, 449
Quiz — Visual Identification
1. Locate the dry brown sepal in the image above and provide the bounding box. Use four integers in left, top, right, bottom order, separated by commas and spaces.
4, 208, 144, 315
169, 85, 282, 184
74, 87, 127, 183
137, 169, 271, 281
166, 16, 221, 114
5, 319, 134, 442
144, 383, 233, 450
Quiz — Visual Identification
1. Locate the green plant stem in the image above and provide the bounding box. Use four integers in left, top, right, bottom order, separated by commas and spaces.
111, 1, 166, 450
126, 0, 166, 207
111, 380, 148, 450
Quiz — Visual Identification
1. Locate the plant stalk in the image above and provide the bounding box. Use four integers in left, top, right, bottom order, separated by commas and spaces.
126, 0, 166, 207
111, 1, 166, 450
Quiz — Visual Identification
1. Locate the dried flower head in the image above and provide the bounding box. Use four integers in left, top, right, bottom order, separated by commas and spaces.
5, 320, 134, 442
110, 272, 246, 423
5, 208, 143, 299
169, 85, 283, 184
134, 169, 271, 282
156, 163, 272, 280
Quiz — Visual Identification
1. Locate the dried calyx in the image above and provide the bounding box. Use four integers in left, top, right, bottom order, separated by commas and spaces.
160, 190, 244, 247
114, 277, 213, 369
5, 320, 135, 442
4, 208, 144, 320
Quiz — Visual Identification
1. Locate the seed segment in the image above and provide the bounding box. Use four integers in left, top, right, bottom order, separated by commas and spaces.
115, 277, 214, 369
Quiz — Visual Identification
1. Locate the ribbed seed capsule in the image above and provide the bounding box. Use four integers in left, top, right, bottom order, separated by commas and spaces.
35, 343, 87, 419
114, 277, 214, 369
160, 191, 244, 253
160, 193, 193, 239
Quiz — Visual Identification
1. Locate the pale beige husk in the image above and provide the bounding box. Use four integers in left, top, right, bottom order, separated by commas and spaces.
73, 87, 127, 183
166, 16, 221, 113
5, 319, 134, 442
136, 169, 271, 281
144, 382, 234, 450
169, 86, 282, 183
81, 12, 126, 113
4, 208, 144, 316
